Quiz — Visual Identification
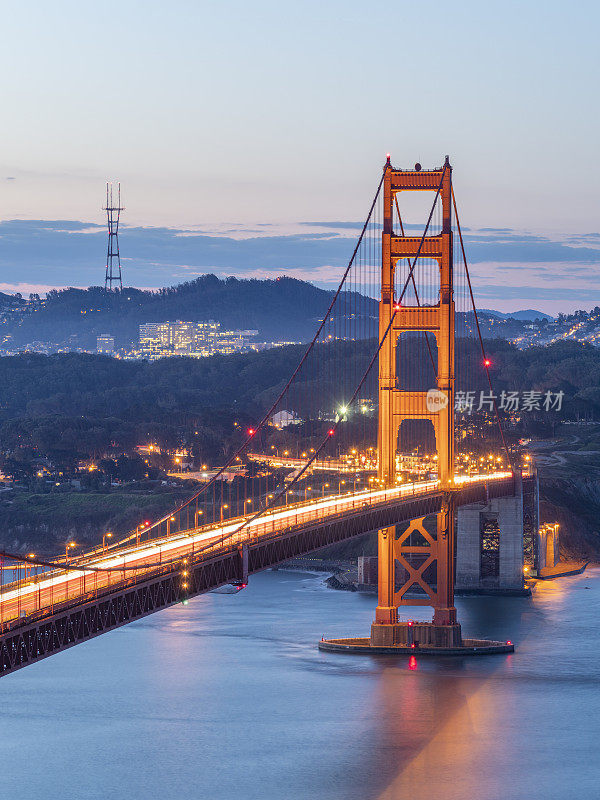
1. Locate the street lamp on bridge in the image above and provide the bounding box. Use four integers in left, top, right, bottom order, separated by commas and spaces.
136, 522, 149, 546
22, 553, 35, 582
65, 542, 77, 564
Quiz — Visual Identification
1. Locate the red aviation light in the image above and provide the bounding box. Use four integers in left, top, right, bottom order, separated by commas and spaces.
328, 429, 335, 437
484, 359, 491, 367
248, 428, 255, 436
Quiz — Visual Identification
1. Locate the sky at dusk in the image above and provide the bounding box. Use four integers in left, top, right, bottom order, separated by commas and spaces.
0, 0, 598, 314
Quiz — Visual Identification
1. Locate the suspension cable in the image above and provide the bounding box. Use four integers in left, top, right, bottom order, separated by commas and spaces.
185, 164, 448, 559
129, 168, 388, 543
451, 185, 513, 469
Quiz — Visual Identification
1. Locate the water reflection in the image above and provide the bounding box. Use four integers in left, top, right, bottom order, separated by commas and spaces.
366, 655, 510, 799
1, 568, 599, 800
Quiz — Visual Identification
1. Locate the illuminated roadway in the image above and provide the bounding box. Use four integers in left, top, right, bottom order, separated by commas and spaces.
245, 452, 372, 472
0, 472, 512, 627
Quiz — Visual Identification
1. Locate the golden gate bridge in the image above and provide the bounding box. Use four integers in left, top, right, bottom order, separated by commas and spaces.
0, 156, 528, 675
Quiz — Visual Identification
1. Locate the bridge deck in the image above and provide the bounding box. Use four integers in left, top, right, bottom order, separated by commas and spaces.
0, 473, 517, 676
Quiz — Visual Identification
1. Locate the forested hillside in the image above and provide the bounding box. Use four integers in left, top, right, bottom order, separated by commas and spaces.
1, 339, 600, 554
0, 338, 599, 466
4, 276, 346, 348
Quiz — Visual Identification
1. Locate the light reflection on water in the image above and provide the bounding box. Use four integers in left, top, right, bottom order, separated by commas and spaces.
1, 568, 600, 800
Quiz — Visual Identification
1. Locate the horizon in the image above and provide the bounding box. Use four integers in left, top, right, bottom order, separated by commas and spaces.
0, 215, 597, 316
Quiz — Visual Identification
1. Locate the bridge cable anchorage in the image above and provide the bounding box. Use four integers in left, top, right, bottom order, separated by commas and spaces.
181, 165, 450, 559
451, 186, 513, 471
109, 167, 387, 552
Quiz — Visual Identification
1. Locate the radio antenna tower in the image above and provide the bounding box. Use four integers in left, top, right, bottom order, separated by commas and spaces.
104, 182, 124, 291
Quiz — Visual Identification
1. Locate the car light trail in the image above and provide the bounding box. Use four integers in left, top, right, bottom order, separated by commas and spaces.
0, 472, 512, 618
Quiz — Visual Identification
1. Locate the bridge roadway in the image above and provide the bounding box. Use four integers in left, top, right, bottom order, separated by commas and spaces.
0, 471, 515, 676
245, 452, 370, 472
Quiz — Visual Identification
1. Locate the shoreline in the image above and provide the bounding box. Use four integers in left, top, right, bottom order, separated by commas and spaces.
275, 557, 595, 596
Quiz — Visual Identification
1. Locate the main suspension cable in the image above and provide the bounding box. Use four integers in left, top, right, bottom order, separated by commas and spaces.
125, 168, 388, 544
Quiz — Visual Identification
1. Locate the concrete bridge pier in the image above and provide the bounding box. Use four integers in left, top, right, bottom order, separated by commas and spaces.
536, 523, 560, 572
456, 478, 525, 593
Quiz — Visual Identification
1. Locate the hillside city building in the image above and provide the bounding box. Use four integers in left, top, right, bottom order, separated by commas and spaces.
138, 320, 259, 360
96, 334, 115, 354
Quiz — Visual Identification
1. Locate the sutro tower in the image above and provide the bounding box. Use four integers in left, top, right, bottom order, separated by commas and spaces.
104, 182, 124, 291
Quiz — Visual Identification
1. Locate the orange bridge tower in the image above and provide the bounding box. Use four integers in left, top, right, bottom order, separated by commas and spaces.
371, 156, 461, 648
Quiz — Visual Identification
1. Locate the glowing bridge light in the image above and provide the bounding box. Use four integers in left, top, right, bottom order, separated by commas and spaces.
328, 429, 335, 436
484, 359, 491, 367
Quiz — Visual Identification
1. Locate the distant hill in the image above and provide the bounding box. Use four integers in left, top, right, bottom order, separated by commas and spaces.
479, 308, 554, 322
0, 276, 560, 352
3, 276, 361, 349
